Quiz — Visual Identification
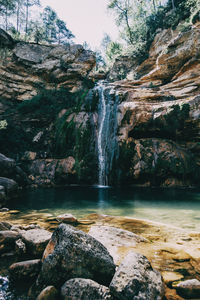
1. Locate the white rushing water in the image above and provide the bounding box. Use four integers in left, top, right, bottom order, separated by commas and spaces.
97, 81, 119, 186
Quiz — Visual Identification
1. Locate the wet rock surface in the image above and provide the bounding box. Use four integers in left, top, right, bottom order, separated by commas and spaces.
0, 177, 18, 199
56, 213, 77, 224
89, 225, 148, 264
35, 224, 115, 292
110, 251, 164, 300
61, 278, 113, 300
0, 214, 200, 299
173, 279, 200, 298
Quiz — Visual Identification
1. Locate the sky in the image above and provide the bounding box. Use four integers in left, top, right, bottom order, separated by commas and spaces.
40, 0, 118, 50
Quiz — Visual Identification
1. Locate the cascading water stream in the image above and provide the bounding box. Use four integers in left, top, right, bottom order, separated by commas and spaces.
96, 81, 119, 186
97, 82, 107, 185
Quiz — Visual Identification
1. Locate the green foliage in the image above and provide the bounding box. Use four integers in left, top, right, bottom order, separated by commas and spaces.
54, 113, 97, 183
0, 120, 7, 130
0, 1, 74, 45
106, 41, 123, 62
107, 0, 200, 65
154, 103, 190, 140
0, 88, 91, 159
191, 8, 200, 24
117, 139, 136, 184
18, 89, 75, 117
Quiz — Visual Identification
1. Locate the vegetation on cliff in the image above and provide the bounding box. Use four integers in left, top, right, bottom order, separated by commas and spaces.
103, 0, 200, 65
0, 1, 74, 44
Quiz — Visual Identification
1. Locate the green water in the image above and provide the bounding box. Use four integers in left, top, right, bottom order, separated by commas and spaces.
8, 186, 200, 232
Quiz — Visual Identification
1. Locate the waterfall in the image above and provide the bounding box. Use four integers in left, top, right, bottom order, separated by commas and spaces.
97, 81, 119, 186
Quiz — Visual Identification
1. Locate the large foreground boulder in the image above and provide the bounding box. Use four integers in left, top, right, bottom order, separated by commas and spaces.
34, 224, 115, 294
61, 278, 113, 300
109, 251, 164, 300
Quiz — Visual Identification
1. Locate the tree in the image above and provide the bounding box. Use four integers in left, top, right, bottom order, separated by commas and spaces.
108, 0, 134, 44
16, 0, 25, 33
106, 41, 123, 62
56, 18, 74, 44
42, 6, 57, 43
24, 0, 40, 35
42, 6, 74, 44
101, 33, 112, 52
0, 0, 16, 31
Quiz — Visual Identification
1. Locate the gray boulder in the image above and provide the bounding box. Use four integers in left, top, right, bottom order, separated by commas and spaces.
35, 224, 115, 291
61, 278, 113, 300
0, 177, 18, 197
0, 153, 27, 186
21, 228, 52, 257
109, 251, 164, 300
13, 42, 50, 65
0, 153, 16, 175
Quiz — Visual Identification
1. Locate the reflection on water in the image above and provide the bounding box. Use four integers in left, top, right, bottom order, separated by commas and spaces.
7, 186, 200, 231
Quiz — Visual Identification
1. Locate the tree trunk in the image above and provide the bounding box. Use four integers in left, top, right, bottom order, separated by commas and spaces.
153, 0, 156, 12
17, 0, 20, 33
172, 0, 175, 10
125, 10, 133, 44
25, 0, 29, 34
5, 5, 8, 31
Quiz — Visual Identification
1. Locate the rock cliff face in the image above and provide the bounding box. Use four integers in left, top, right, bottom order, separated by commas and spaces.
0, 34, 96, 101
0, 22, 200, 187
109, 22, 200, 186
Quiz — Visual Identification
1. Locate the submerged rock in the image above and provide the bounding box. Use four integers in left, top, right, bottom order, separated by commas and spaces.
34, 224, 115, 294
109, 251, 164, 300
56, 213, 77, 224
173, 279, 200, 299
0, 221, 12, 231
61, 278, 113, 300
89, 225, 148, 264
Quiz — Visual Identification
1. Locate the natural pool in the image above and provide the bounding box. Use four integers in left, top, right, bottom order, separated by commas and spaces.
6, 186, 200, 232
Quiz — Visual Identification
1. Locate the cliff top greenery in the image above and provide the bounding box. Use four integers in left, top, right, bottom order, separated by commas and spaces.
0, 0, 199, 66
0, 0, 74, 45
103, 0, 200, 65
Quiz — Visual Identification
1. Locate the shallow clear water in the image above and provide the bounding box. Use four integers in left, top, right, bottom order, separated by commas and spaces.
8, 186, 200, 232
